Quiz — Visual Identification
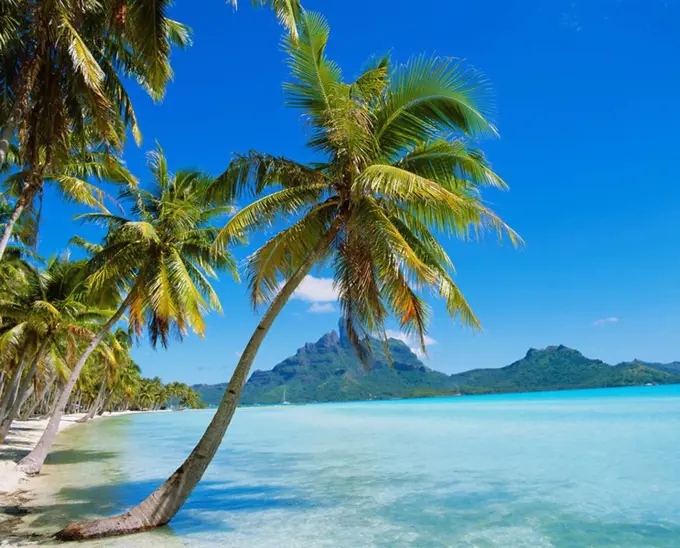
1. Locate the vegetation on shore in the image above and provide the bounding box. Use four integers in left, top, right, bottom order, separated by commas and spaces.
0, 253, 205, 445
1, 0, 519, 542
195, 327, 680, 405
55, 10, 518, 540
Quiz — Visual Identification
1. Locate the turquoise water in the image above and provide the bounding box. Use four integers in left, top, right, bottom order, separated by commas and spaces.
25, 386, 680, 547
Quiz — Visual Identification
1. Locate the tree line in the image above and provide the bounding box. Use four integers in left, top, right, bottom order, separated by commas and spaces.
0, 0, 519, 541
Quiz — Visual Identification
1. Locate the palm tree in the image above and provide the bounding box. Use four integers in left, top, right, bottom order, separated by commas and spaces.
58, 12, 521, 540
0, 258, 113, 442
0, 143, 138, 256
77, 329, 131, 422
17, 146, 238, 474
135, 378, 157, 411
239, 0, 303, 40
0, 0, 303, 260
0, 191, 38, 252
0, 0, 192, 260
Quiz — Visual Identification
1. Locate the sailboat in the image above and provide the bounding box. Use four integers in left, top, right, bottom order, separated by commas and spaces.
282, 387, 291, 406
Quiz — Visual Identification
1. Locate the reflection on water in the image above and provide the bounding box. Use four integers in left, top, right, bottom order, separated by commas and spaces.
20, 386, 680, 547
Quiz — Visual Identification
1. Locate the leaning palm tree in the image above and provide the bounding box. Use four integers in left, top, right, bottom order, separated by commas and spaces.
0, 0, 192, 260
111, 360, 142, 412
0, 0, 303, 260
77, 329, 130, 422
0, 258, 112, 443
17, 146, 238, 474
58, 12, 520, 540
0, 0, 192, 168
0, 142, 138, 255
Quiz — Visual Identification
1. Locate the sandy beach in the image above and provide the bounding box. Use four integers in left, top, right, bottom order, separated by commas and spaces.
0, 411, 150, 545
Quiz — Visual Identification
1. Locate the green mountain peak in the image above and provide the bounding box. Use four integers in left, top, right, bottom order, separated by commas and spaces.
194, 329, 680, 405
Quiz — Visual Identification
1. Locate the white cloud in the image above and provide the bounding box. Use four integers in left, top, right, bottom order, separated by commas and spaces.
308, 302, 336, 314
291, 276, 338, 303
385, 329, 437, 357
423, 335, 437, 346
593, 316, 619, 327
385, 329, 410, 345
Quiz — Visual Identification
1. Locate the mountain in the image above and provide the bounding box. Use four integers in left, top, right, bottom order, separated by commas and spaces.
194, 328, 680, 405
625, 360, 680, 375
237, 324, 453, 405
444, 345, 680, 393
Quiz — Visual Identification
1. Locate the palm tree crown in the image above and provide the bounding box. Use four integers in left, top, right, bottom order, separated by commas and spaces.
15, 146, 237, 475
79, 145, 238, 348
0, 0, 192, 260
217, 11, 520, 358
53, 12, 522, 541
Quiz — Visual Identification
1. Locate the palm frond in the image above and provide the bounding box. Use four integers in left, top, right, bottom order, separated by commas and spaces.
59, 14, 105, 92
374, 55, 496, 157
282, 11, 343, 117
214, 184, 327, 247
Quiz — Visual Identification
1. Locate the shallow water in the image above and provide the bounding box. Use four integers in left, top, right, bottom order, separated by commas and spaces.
21, 386, 680, 547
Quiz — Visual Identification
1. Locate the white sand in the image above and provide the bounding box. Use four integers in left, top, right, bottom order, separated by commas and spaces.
0, 409, 177, 547
0, 411, 155, 545
0, 411, 145, 495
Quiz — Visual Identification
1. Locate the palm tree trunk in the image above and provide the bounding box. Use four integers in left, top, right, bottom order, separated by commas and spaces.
78, 381, 107, 422
20, 372, 55, 421
0, 183, 38, 261
0, 353, 28, 424
75, 392, 83, 414
13, 384, 33, 417
101, 391, 115, 415
0, 55, 40, 262
0, 385, 31, 442
43, 384, 63, 418
0, 341, 48, 443
57, 228, 337, 540
0, 114, 16, 169
17, 290, 136, 474
0, 57, 38, 170
18, 391, 36, 420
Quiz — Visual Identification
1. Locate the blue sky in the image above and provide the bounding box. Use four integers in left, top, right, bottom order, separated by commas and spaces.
34, 0, 680, 384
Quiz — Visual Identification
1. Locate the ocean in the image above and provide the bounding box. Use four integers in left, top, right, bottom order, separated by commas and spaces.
21, 385, 680, 547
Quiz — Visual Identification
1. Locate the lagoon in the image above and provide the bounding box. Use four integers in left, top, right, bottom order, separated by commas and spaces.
22, 386, 680, 547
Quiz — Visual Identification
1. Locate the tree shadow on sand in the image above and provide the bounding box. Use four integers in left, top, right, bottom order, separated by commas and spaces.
1, 444, 117, 464
0, 445, 31, 462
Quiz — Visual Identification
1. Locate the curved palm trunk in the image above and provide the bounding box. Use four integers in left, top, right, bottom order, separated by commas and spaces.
0, 113, 16, 169
0, 352, 28, 426
43, 384, 63, 419
16, 386, 35, 416
20, 372, 55, 420
78, 381, 107, 423
17, 292, 135, 474
101, 391, 115, 415
0, 341, 48, 443
0, 184, 37, 261
0, 366, 24, 422
0, 57, 38, 170
0, 57, 40, 261
57, 229, 336, 540
0, 370, 33, 442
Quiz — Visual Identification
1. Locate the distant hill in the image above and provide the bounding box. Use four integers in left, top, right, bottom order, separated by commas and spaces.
628, 360, 680, 375
441, 346, 680, 394
194, 326, 680, 405
238, 323, 454, 405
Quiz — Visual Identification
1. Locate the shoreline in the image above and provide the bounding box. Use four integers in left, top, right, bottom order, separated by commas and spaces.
0, 410, 160, 544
